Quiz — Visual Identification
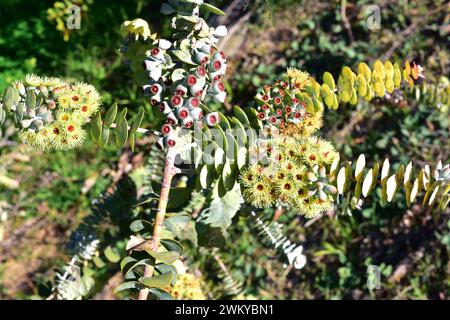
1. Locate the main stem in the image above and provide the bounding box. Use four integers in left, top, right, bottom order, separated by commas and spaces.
138, 148, 179, 300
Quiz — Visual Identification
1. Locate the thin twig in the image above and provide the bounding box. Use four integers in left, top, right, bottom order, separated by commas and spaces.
137, 148, 180, 300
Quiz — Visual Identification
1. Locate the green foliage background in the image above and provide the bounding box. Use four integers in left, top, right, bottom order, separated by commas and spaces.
0, 0, 449, 299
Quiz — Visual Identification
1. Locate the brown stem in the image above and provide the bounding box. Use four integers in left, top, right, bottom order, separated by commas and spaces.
137, 148, 179, 300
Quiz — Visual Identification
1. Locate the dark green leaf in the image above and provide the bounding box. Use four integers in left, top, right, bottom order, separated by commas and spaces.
201, 2, 225, 15
113, 281, 144, 294
160, 239, 184, 254
130, 219, 152, 233
145, 250, 180, 265
104, 102, 118, 127
104, 246, 121, 263
89, 112, 102, 142
139, 272, 174, 288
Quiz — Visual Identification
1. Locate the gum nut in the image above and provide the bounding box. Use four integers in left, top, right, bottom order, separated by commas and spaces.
175, 84, 187, 96
159, 102, 172, 114
156, 137, 165, 149
213, 91, 226, 103
195, 51, 209, 64
158, 39, 172, 50
176, 107, 189, 119
199, 44, 212, 54
187, 74, 198, 87
149, 66, 163, 81
150, 94, 162, 105
195, 66, 207, 78
144, 59, 159, 71
204, 112, 219, 126
161, 124, 172, 135
166, 112, 178, 125
165, 135, 177, 148
212, 81, 225, 94
150, 47, 164, 60
190, 108, 203, 121
189, 83, 204, 96
212, 25, 227, 38
21, 119, 33, 128
182, 116, 194, 128
187, 97, 200, 109
210, 59, 222, 72
150, 83, 162, 95
170, 95, 183, 107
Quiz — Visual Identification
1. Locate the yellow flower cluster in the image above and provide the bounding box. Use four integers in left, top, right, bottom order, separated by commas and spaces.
240, 68, 342, 217
167, 273, 206, 300
16, 75, 100, 152
242, 135, 338, 217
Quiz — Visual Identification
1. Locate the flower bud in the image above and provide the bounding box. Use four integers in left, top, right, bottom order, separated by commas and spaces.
204, 112, 219, 126
16, 82, 26, 96
318, 166, 326, 178
34, 119, 44, 129
27, 109, 36, 117
21, 119, 33, 129
306, 172, 316, 181
325, 185, 337, 194
39, 85, 48, 97
318, 190, 327, 202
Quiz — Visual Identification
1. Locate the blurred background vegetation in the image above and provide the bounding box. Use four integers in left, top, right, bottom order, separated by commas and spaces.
0, 0, 449, 300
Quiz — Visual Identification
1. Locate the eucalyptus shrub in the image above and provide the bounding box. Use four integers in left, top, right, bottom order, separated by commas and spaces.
1, 0, 450, 300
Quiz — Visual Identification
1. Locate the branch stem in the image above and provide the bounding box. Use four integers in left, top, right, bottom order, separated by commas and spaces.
137, 148, 179, 300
